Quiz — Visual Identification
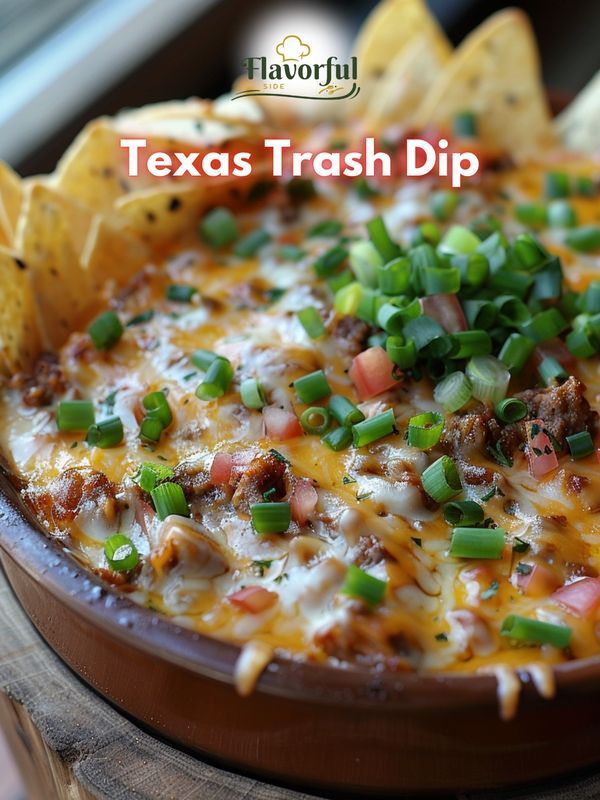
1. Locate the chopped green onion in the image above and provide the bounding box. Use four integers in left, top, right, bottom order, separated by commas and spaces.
126, 309, 154, 326
88, 311, 123, 351
328, 269, 354, 293
150, 482, 189, 520
333, 281, 363, 316
166, 284, 197, 302
308, 219, 342, 238
240, 378, 267, 410
574, 175, 595, 196
354, 178, 379, 199
443, 500, 484, 526
349, 241, 383, 287
313, 245, 348, 277
104, 534, 139, 572
139, 417, 163, 443
494, 295, 531, 326
329, 395, 364, 427
515, 202, 547, 227
233, 229, 271, 257
421, 456, 461, 503
86, 416, 123, 448
142, 391, 172, 427
322, 425, 353, 451
520, 308, 567, 342
449, 330, 492, 359
538, 356, 568, 386
300, 406, 331, 435
466, 355, 511, 404
377, 303, 406, 334
544, 171, 570, 199
530, 259, 563, 301
200, 207, 239, 247
501, 615, 571, 648
132, 461, 174, 493
340, 564, 387, 607
298, 307, 325, 339
477, 231, 508, 270
430, 190, 459, 221
580, 281, 600, 313
407, 411, 444, 449
433, 371, 472, 412
566, 225, 600, 252
377, 259, 410, 299
412, 221, 441, 247
57, 400, 95, 432
191, 349, 219, 371
422, 266, 461, 295
352, 409, 396, 448
494, 397, 527, 423
386, 336, 417, 369
566, 326, 597, 358
449, 527, 505, 559
195, 357, 234, 400
498, 333, 535, 374
439, 225, 480, 255
463, 300, 498, 330
548, 200, 577, 228
279, 244, 306, 262
565, 431, 594, 459
453, 110, 477, 138
512, 233, 549, 270
251, 502, 291, 534
403, 316, 444, 351
294, 370, 331, 404
366, 215, 400, 262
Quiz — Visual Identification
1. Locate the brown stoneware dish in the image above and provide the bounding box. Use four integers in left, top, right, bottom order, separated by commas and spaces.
2, 471, 600, 796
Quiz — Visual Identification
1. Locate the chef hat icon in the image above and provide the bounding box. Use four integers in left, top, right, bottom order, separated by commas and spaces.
275, 34, 311, 62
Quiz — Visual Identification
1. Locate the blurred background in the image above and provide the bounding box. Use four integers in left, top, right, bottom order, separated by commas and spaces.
0, 0, 598, 176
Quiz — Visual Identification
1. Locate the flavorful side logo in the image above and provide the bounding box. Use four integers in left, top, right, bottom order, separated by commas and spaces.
233, 34, 359, 101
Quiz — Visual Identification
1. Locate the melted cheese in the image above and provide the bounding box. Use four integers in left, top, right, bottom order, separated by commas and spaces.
1, 155, 600, 701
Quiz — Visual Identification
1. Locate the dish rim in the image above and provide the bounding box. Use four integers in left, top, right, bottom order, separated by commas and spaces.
1, 470, 599, 712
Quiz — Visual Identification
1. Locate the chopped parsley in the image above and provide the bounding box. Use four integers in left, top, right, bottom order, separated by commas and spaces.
269, 448, 289, 464
126, 309, 155, 326
481, 580, 500, 600
342, 475, 357, 485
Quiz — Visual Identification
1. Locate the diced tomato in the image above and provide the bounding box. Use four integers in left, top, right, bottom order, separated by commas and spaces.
552, 577, 600, 618
262, 406, 303, 440
227, 586, 278, 613
349, 346, 401, 400
210, 452, 233, 485
530, 338, 576, 373
516, 563, 560, 597
290, 478, 318, 524
526, 418, 558, 479
419, 294, 468, 333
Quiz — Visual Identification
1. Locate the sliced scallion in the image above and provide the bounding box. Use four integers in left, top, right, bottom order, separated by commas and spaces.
300, 406, 331, 435
251, 501, 291, 534
449, 527, 505, 559
57, 400, 95, 432
565, 431, 594, 459
200, 207, 239, 247
443, 500, 484, 527
298, 307, 325, 339
150, 481, 189, 520
322, 425, 353, 451
466, 355, 511, 404
421, 456, 461, 503
352, 409, 396, 448
233, 229, 271, 257
501, 615, 571, 648
433, 371, 472, 412
196, 357, 234, 400
104, 534, 139, 572
366, 215, 400, 262
329, 395, 364, 427
86, 416, 123, 448
407, 412, 444, 449
340, 564, 387, 607
88, 311, 123, 351
494, 397, 527, 423
240, 378, 267, 410
294, 370, 332, 404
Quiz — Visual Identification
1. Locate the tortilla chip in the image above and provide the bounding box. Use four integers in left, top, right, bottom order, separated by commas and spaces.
555, 70, 600, 155
413, 9, 555, 160
366, 33, 451, 130
114, 185, 209, 247
353, 0, 450, 112
0, 246, 42, 375
16, 183, 94, 348
0, 162, 23, 240
53, 120, 128, 213
82, 216, 150, 291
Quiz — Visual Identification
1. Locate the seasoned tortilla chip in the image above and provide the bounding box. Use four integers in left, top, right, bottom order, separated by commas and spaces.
0, 162, 23, 241
0, 246, 42, 375
53, 120, 128, 213
353, 0, 450, 112
555, 70, 600, 155
114, 185, 209, 247
366, 33, 451, 130
16, 183, 94, 348
82, 216, 150, 290
413, 9, 555, 160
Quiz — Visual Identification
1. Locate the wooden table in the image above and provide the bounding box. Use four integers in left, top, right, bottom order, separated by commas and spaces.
1, 567, 599, 800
